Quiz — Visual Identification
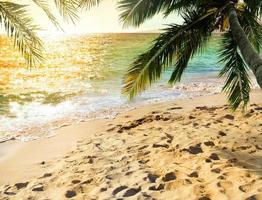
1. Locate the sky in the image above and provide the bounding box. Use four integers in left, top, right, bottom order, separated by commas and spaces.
27, 0, 182, 35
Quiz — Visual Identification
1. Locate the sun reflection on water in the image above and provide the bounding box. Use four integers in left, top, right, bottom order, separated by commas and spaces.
0, 33, 157, 140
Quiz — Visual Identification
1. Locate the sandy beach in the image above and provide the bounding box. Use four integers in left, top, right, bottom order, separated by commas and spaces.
0, 91, 261, 200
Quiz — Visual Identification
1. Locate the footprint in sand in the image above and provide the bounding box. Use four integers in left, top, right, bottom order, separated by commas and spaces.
254, 107, 262, 111
40, 173, 52, 179
199, 196, 211, 200
100, 187, 107, 192
239, 179, 257, 193
165, 133, 174, 144
209, 153, 220, 160
152, 143, 169, 149
218, 131, 227, 137
3, 186, 16, 196
32, 183, 44, 192
162, 172, 176, 182
112, 186, 128, 195
138, 145, 149, 150
186, 143, 203, 155
141, 192, 153, 199
71, 180, 81, 184
81, 178, 93, 185
204, 141, 215, 147
245, 194, 262, 200
188, 171, 199, 178
217, 181, 233, 194
3, 191, 16, 196
123, 187, 141, 197
15, 182, 29, 190
147, 173, 159, 183
167, 106, 183, 110
211, 168, 221, 174
223, 114, 235, 120
65, 190, 77, 198
217, 175, 226, 180
151, 110, 161, 114
148, 183, 165, 191
193, 184, 206, 197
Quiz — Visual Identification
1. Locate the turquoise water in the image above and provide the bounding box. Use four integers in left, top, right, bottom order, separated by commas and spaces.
0, 33, 224, 141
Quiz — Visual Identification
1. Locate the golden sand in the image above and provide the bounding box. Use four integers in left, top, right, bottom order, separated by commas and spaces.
0, 91, 261, 200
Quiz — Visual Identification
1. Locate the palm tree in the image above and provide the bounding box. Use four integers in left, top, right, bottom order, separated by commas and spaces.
116, 0, 262, 110
0, 0, 79, 67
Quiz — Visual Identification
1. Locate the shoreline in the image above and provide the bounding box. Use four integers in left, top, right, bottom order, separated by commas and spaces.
0, 92, 228, 183
0, 73, 258, 144
0, 90, 261, 199
0, 77, 225, 143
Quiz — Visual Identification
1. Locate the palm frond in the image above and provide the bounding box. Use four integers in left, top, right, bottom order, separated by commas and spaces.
163, 0, 200, 17
169, 9, 215, 83
122, 9, 216, 99
54, 0, 79, 22
32, 0, 62, 30
240, 9, 262, 52
219, 31, 251, 110
78, 0, 101, 9
244, 0, 262, 17
168, 28, 211, 83
118, 0, 201, 27
0, 2, 44, 67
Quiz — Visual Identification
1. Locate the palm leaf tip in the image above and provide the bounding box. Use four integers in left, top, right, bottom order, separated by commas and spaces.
219, 31, 251, 111
240, 9, 262, 53
117, 0, 204, 27
32, 0, 62, 30
0, 2, 44, 67
118, 0, 171, 27
54, 0, 79, 23
122, 55, 151, 99
79, 0, 101, 9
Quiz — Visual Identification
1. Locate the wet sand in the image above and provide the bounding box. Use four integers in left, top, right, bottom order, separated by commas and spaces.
0, 90, 261, 200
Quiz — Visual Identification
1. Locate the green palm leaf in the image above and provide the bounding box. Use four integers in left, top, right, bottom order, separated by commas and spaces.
79, 0, 101, 9
169, 9, 215, 83
122, 9, 217, 99
219, 31, 251, 110
163, 0, 200, 17
0, 2, 44, 67
240, 9, 262, 52
32, 0, 62, 30
54, 0, 79, 22
118, 0, 201, 27
244, 0, 262, 17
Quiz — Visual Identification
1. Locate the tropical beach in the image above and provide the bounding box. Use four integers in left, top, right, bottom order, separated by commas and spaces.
0, 0, 262, 199
0, 33, 227, 143
0, 91, 261, 200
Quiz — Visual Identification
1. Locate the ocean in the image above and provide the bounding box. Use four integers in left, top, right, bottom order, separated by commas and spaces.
0, 33, 250, 141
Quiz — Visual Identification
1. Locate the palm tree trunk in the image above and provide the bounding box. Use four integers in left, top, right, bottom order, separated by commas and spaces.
227, 6, 262, 88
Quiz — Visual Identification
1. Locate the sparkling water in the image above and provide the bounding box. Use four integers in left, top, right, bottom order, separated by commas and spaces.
0, 33, 249, 141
